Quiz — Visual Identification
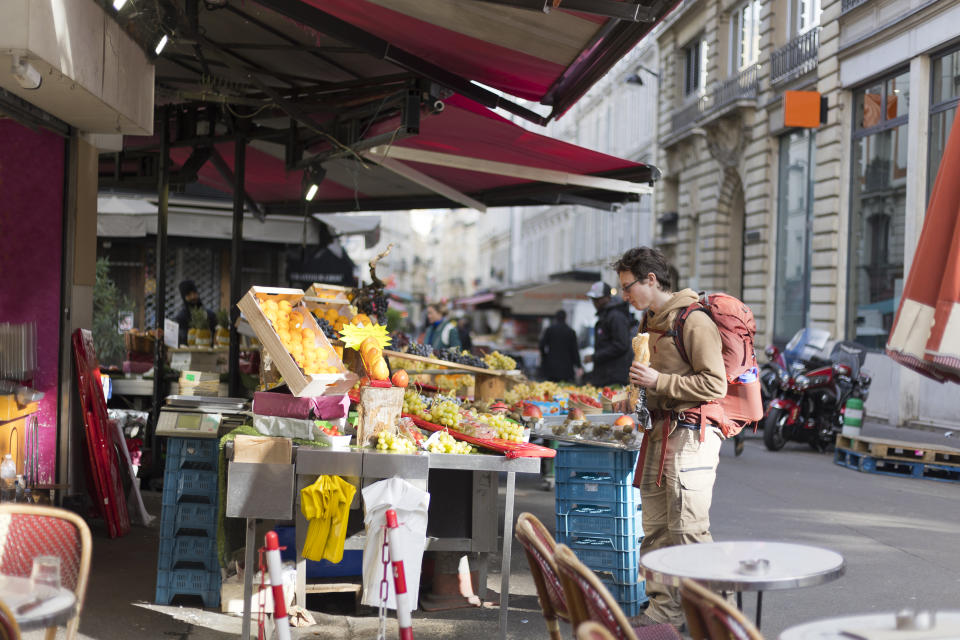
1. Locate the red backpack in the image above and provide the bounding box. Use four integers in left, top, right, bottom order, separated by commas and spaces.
668, 292, 764, 437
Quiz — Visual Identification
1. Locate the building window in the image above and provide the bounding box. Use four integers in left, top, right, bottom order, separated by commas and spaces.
731, 1, 761, 72
683, 38, 707, 96
848, 69, 909, 349
929, 48, 960, 198
795, 0, 822, 35
774, 130, 815, 344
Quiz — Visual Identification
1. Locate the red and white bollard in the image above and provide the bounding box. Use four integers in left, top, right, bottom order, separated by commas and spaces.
385, 509, 414, 640
264, 531, 292, 640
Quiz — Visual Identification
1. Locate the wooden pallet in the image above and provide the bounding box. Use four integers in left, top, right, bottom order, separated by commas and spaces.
834, 433, 960, 468
835, 447, 960, 484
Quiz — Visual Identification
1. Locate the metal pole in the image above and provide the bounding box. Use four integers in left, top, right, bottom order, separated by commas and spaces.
228, 139, 246, 397
241, 517, 256, 640
151, 106, 170, 455
499, 470, 516, 640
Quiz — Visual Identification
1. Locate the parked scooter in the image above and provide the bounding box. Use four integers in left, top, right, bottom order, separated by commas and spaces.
763, 329, 872, 452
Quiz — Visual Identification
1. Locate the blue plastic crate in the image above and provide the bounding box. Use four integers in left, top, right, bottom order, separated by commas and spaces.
166, 438, 219, 471
555, 492, 641, 519
597, 576, 648, 611
156, 568, 221, 607
158, 536, 218, 571
560, 540, 639, 584
561, 532, 640, 554
555, 447, 638, 478
556, 508, 642, 539
555, 478, 636, 504
160, 503, 217, 538
162, 469, 218, 505
274, 526, 363, 578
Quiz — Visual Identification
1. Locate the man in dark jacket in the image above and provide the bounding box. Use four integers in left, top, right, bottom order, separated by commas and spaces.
586, 281, 633, 386
174, 280, 217, 347
539, 310, 581, 382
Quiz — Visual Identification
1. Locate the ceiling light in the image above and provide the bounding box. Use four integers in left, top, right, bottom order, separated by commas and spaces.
305, 183, 319, 201
11, 55, 41, 90
304, 165, 326, 202
113, 0, 128, 10
155, 35, 168, 56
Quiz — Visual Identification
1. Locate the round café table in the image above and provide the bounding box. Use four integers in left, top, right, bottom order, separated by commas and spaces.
0, 574, 77, 631
780, 611, 960, 639
638, 541, 845, 628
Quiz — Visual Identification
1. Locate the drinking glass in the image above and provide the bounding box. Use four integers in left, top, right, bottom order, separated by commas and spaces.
29, 555, 60, 592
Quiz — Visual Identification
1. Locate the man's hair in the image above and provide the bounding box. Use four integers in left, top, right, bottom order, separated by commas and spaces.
555, 310, 567, 322
426, 303, 444, 316
610, 247, 674, 292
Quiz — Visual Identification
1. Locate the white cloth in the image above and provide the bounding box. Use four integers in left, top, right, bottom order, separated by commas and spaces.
360, 477, 430, 609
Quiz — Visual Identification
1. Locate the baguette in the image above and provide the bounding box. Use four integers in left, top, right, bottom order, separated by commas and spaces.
632, 332, 650, 366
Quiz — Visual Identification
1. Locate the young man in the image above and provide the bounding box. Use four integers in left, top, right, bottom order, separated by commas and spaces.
611, 247, 727, 630
423, 303, 461, 351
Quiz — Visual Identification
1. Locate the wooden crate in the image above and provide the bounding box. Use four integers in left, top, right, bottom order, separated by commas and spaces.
237, 286, 357, 398
305, 283, 352, 304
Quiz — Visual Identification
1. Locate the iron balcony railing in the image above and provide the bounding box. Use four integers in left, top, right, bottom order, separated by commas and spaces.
842, 0, 870, 13
771, 27, 820, 85
669, 64, 759, 136
671, 98, 704, 133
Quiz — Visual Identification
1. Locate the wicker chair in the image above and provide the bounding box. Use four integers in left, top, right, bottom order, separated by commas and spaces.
679, 578, 764, 640
577, 620, 618, 640
515, 512, 570, 640
554, 544, 681, 640
0, 505, 92, 640
0, 600, 20, 640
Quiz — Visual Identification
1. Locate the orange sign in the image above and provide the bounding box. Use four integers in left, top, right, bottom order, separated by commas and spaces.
784, 91, 822, 128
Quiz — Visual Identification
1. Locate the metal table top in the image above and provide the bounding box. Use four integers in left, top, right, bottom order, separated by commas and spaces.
639, 541, 845, 592
0, 575, 76, 631
780, 611, 960, 640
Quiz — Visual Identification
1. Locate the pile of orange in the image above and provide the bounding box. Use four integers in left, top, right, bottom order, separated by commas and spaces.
313, 307, 374, 332
258, 298, 340, 375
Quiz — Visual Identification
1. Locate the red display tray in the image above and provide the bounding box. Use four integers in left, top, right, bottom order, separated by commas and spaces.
405, 415, 555, 459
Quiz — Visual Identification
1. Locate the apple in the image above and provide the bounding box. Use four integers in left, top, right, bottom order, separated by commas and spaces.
522, 404, 543, 419
614, 414, 635, 427
391, 369, 410, 388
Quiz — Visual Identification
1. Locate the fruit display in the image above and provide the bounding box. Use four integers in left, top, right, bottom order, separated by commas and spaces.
569, 392, 603, 410
539, 412, 642, 449
484, 351, 517, 370
436, 347, 488, 369
430, 398, 461, 429
477, 412, 525, 442
375, 430, 418, 453
426, 430, 477, 455
402, 388, 428, 418
257, 298, 341, 375
315, 420, 344, 437
340, 323, 392, 381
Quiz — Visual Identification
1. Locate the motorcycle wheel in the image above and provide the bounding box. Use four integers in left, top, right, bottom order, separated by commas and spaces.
763, 408, 789, 451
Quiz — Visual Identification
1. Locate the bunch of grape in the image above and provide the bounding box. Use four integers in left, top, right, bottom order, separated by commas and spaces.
436, 348, 489, 369
427, 431, 476, 455
404, 342, 434, 358
392, 332, 412, 350
315, 317, 338, 340
484, 351, 517, 370
479, 413, 525, 442
403, 389, 428, 418
430, 399, 461, 429
376, 431, 417, 453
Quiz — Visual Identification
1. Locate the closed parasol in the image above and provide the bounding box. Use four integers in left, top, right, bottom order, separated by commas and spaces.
886, 107, 960, 383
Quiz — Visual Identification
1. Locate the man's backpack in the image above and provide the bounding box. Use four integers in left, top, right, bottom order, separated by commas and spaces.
670, 292, 764, 437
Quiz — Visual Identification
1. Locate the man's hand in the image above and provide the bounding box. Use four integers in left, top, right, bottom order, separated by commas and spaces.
629, 362, 660, 389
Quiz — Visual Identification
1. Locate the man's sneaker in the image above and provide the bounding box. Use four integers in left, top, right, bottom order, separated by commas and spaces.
734, 437, 745, 457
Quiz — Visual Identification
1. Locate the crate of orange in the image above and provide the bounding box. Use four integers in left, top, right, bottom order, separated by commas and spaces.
237, 286, 357, 397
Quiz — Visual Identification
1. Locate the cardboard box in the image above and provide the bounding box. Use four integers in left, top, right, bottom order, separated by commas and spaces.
234, 434, 292, 464
236, 286, 357, 398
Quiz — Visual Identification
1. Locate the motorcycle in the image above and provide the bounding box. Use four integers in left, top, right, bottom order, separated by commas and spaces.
759, 343, 788, 406
763, 329, 872, 452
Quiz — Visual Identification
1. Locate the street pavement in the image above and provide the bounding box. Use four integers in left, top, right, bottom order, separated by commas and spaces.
44, 428, 960, 640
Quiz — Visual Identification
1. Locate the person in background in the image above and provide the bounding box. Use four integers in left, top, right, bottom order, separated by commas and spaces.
457, 317, 474, 351
585, 281, 633, 386
174, 280, 217, 347
424, 303, 461, 350
613, 246, 727, 631
539, 310, 582, 382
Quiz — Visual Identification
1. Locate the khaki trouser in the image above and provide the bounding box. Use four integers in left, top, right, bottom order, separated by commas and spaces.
638, 426, 722, 626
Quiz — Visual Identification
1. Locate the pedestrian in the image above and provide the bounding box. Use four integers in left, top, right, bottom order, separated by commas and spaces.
457, 317, 474, 351
539, 310, 582, 382
612, 247, 727, 631
424, 303, 461, 351
585, 281, 634, 386
174, 280, 217, 347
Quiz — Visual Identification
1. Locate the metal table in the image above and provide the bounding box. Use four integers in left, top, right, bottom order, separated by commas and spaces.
0, 575, 77, 631
780, 611, 960, 640
639, 541, 845, 628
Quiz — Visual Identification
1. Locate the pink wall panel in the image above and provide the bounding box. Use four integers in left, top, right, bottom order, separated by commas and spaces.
0, 120, 65, 484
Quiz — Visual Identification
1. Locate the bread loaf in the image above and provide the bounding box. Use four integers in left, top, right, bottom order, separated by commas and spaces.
632, 332, 650, 366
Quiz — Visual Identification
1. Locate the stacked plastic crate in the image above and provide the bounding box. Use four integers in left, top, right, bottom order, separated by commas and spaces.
156, 437, 221, 607
554, 446, 645, 615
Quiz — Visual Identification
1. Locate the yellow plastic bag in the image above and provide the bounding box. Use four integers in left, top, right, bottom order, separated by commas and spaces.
300, 475, 357, 564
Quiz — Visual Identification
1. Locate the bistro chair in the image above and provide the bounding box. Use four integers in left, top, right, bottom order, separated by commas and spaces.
679, 578, 764, 640
577, 620, 619, 640
0, 504, 91, 640
0, 600, 20, 640
515, 512, 570, 640
554, 544, 681, 640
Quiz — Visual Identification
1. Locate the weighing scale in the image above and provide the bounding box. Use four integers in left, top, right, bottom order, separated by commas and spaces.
155, 395, 250, 439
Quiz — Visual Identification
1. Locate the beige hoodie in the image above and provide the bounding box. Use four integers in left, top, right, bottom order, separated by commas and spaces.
643, 289, 727, 436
